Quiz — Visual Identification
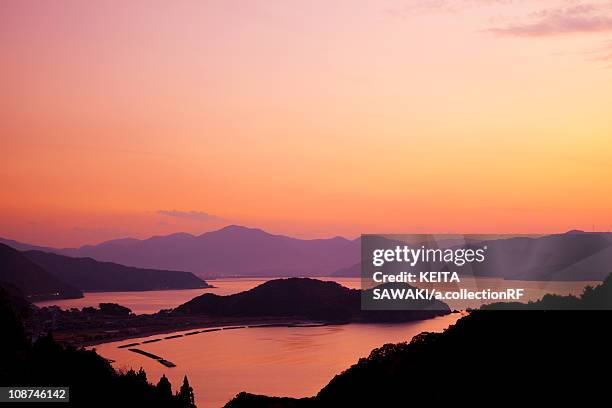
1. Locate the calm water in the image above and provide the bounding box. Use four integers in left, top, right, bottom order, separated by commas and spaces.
94, 314, 462, 407
37, 277, 600, 407
33, 277, 361, 314
35, 277, 599, 313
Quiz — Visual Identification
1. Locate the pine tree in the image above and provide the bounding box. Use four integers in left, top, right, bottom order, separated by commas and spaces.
136, 367, 147, 383
177, 375, 196, 408
156, 374, 173, 401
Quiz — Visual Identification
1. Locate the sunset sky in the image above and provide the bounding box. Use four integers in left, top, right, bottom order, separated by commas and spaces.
1, 0, 611, 247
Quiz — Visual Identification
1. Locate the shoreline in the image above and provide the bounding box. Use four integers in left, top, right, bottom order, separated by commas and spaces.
68, 317, 335, 348
75, 312, 461, 349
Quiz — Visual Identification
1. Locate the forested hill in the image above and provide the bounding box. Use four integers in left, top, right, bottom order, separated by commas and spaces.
174, 278, 449, 323
225, 274, 612, 407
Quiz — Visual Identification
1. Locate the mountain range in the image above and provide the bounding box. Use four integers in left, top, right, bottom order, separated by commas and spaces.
2, 225, 360, 277
0, 244, 83, 300
23, 250, 210, 292
348, 231, 612, 281
0, 243, 210, 301
2, 227, 611, 281
462, 231, 612, 281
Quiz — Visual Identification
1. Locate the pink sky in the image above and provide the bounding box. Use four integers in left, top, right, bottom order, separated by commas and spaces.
1, 0, 611, 247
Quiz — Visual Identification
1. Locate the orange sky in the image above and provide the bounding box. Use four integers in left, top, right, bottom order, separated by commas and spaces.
1, 0, 611, 247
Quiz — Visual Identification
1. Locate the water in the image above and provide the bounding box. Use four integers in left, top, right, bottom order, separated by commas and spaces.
33, 277, 360, 314
93, 314, 462, 407
34, 277, 598, 313
34, 288, 215, 315
37, 277, 599, 406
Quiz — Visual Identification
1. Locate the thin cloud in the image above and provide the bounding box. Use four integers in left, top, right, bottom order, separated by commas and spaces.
157, 210, 226, 222
589, 38, 612, 60
489, 16, 612, 36
487, 2, 612, 36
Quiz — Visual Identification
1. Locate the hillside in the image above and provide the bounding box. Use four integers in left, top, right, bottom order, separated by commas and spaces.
173, 278, 449, 323
0, 243, 83, 300
225, 274, 612, 407
0, 284, 197, 408
24, 250, 211, 292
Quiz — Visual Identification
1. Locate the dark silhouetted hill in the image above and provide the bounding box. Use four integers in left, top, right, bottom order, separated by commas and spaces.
24, 250, 211, 292
174, 278, 449, 322
224, 275, 612, 407
0, 285, 197, 407
0, 243, 83, 301
482, 272, 612, 310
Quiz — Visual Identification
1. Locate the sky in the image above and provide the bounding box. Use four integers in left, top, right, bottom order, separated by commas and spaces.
1, 0, 611, 247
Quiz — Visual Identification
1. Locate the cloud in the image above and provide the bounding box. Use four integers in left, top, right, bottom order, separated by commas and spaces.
588, 38, 612, 60
487, 2, 612, 36
489, 16, 612, 36
157, 210, 226, 222
386, 1, 612, 36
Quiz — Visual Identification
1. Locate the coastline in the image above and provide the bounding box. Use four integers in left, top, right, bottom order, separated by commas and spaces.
78, 317, 328, 348
73, 311, 461, 349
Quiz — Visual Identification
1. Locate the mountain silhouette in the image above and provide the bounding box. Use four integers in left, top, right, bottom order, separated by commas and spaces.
0, 284, 197, 408
332, 231, 612, 281
6, 229, 611, 280
225, 275, 612, 407
9, 226, 360, 276
174, 278, 449, 322
461, 232, 612, 280
0, 237, 57, 252
23, 250, 211, 292
0, 243, 82, 300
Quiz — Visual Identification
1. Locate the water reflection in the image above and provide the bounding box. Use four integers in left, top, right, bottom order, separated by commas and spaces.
95, 314, 462, 407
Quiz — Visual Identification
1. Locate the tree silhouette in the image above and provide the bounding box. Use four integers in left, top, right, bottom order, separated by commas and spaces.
177, 375, 196, 408
156, 374, 173, 404
226, 274, 612, 408
0, 284, 198, 407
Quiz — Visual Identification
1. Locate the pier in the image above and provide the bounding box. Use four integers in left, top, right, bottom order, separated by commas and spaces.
128, 348, 177, 368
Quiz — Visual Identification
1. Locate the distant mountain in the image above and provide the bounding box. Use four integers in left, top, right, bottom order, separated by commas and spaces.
333, 232, 612, 281
8, 229, 610, 280
0, 244, 82, 301
463, 232, 612, 281
173, 278, 449, 323
331, 262, 360, 277
23, 250, 211, 292
55, 225, 360, 277
0, 237, 56, 252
